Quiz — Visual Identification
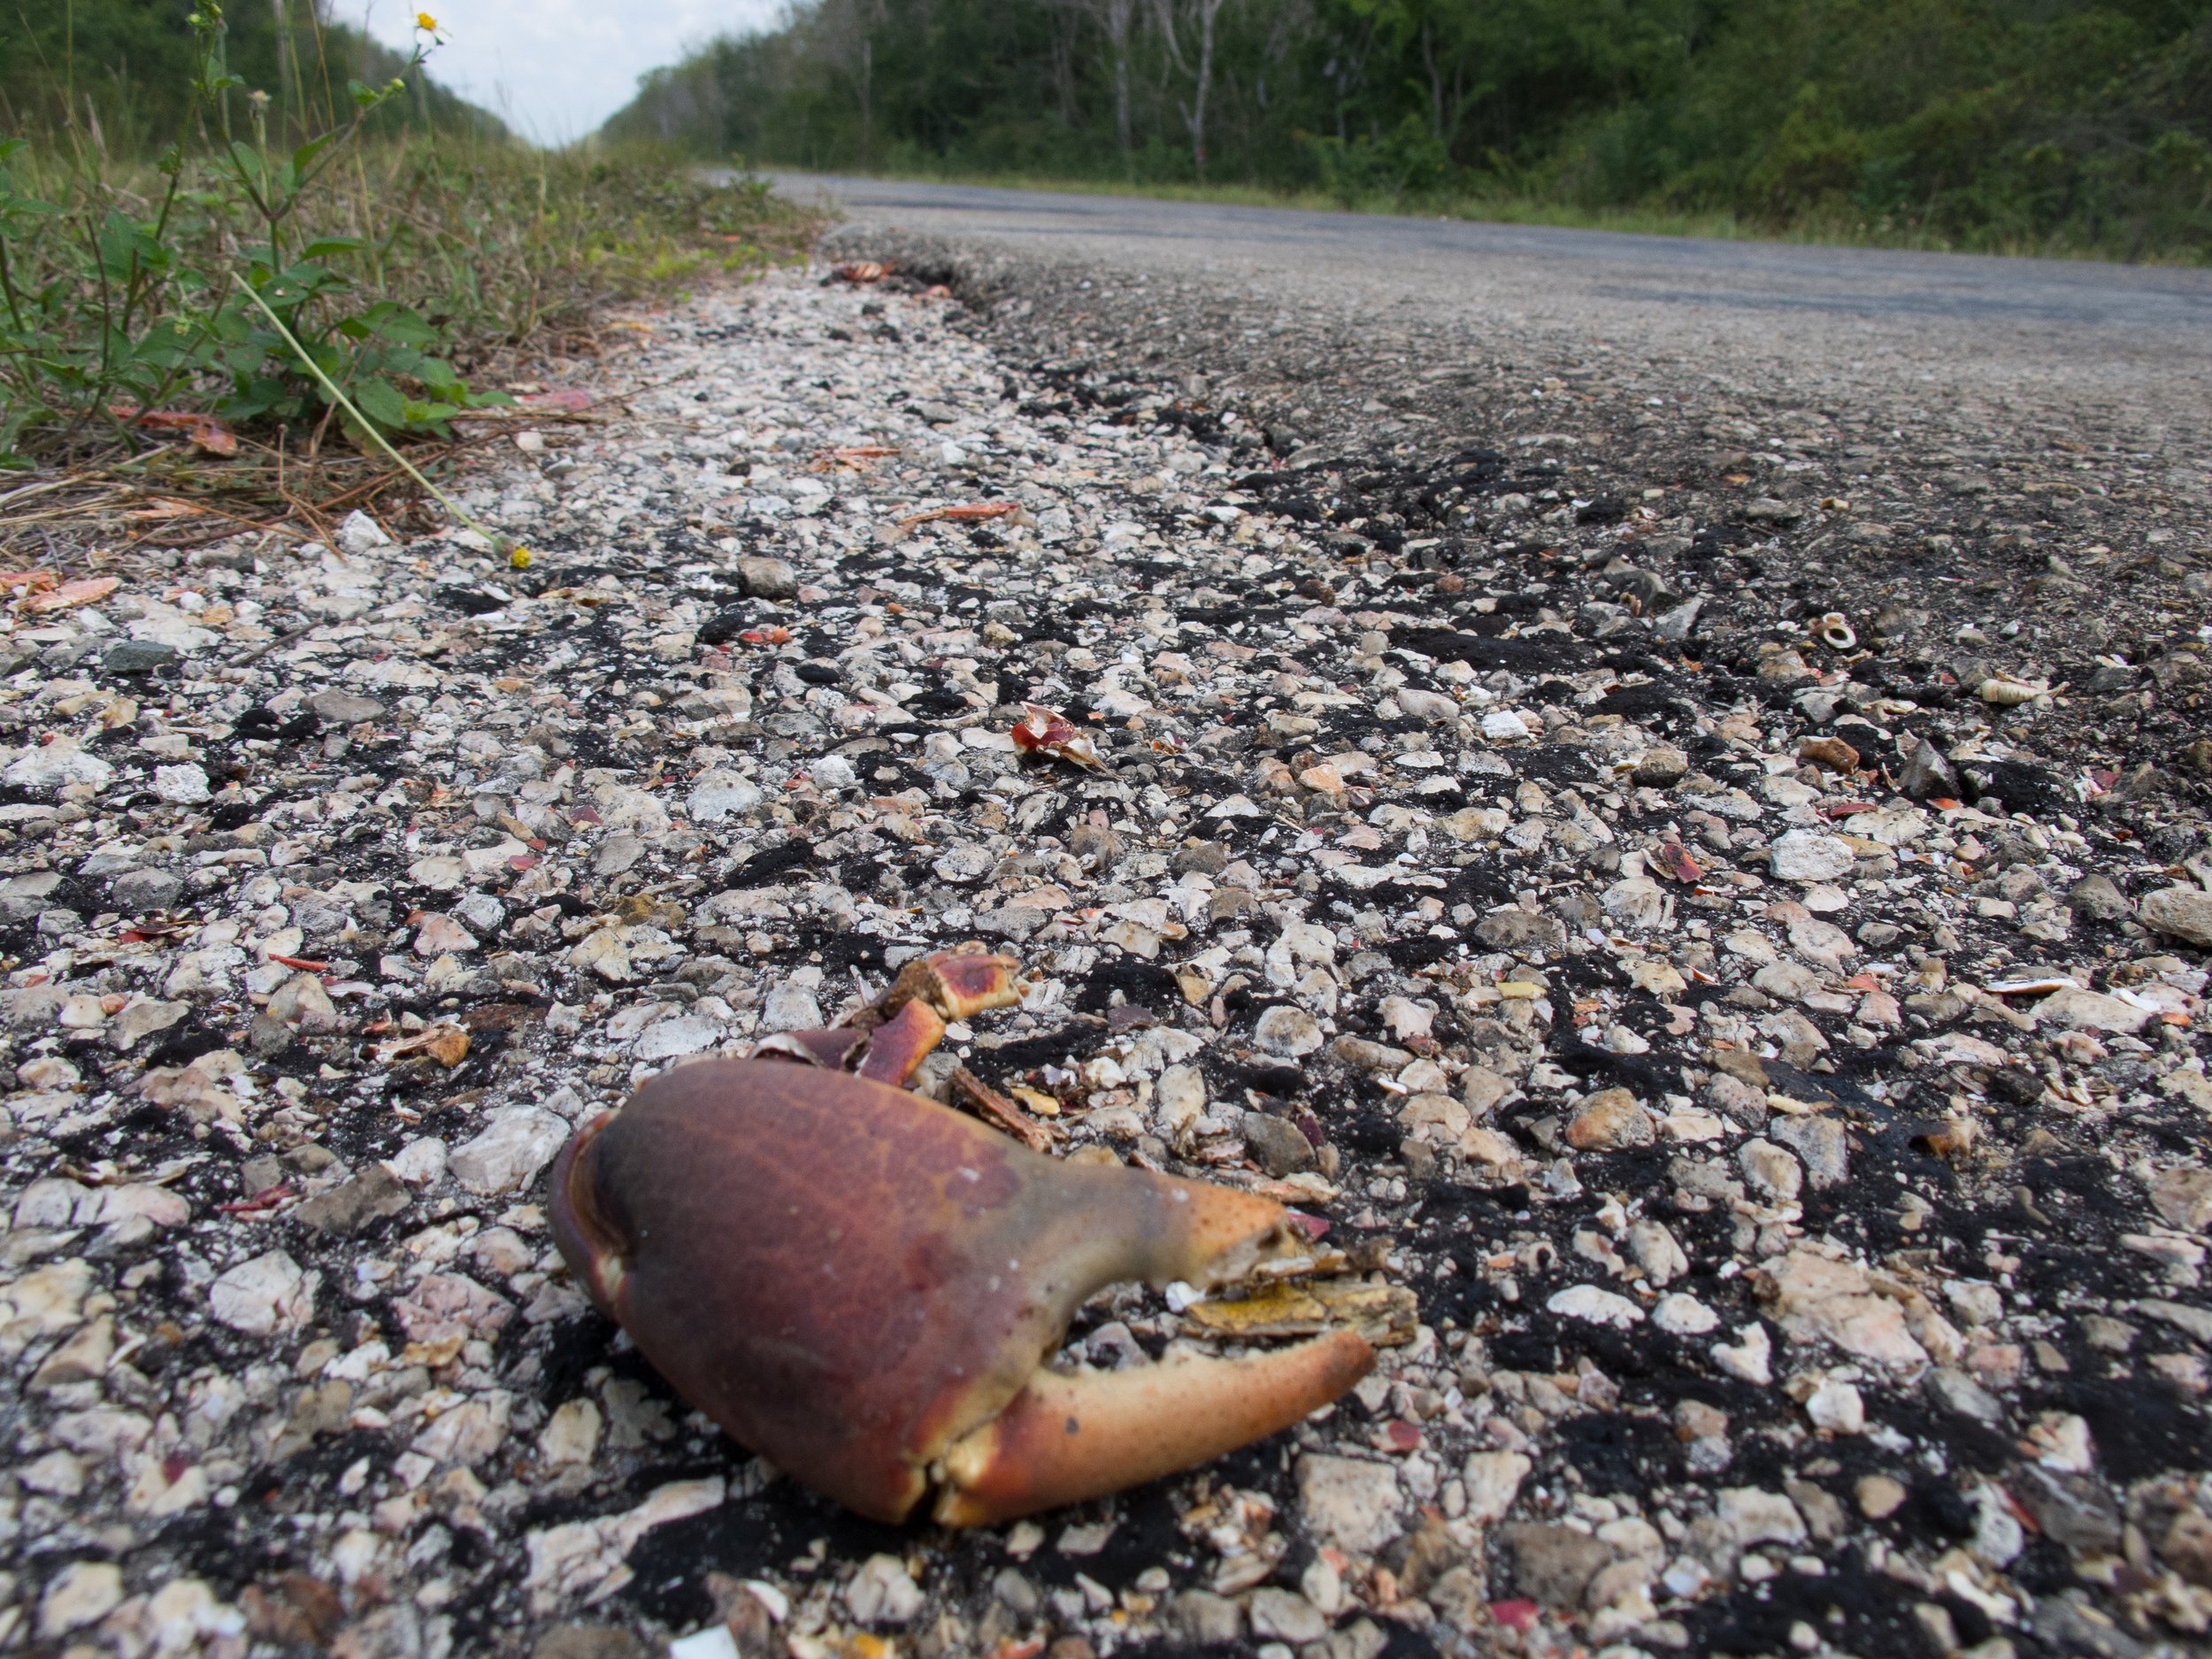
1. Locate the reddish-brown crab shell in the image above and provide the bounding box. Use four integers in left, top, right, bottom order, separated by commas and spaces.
549, 1059, 1375, 1525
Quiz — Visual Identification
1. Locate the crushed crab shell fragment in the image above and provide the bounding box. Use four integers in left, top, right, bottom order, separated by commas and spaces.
1181, 1277, 1418, 1343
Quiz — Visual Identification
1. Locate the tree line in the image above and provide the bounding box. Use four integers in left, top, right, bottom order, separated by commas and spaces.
4, 0, 503, 153
604, 0, 2212, 258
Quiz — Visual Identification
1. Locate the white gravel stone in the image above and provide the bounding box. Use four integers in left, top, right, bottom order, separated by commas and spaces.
1655, 1294, 1720, 1335
1254, 1004, 1325, 1056
1548, 1284, 1646, 1328
208, 1250, 316, 1336
1461, 1450, 1532, 1524
668, 1629, 741, 1659
844, 1554, 926, 1624
1713, 1324, 1774, 1385
2140, 885, 2212, 947
337, 510, 394, 554
151, 764, 211, 803
1806, 1379, 1866, 1433
541, 1399, 603, 1467
1248, 1587, 1328, 1643
687, 772, 764, 822
108, 998, 188, 1049
761, 984, 823, 1032
449, 1108, 568, 1195
385, 1137, 449, 1186
634, 1013, 723, 1059
1768, 830, 1857, 882
38, 1561, 124, 1637
5, 739, 114, 789
1718, 1487, 1807, 1548
1297, 1454, 1402, 1554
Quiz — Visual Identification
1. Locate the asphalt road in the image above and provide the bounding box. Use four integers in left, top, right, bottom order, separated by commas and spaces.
767, 171, 2212, 449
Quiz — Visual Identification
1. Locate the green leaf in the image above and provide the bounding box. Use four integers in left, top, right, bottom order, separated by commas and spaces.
343, 301, 440, 347
300, 236, 364, 261
95, 211, 166, 283
352, 375, 410, 430
291, 131, 342, 177
402, 397, 455, 438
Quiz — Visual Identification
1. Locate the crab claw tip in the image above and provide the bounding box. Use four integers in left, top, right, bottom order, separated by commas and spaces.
1168, 1178, 1321, 1286
931, 1328, 1376, 1526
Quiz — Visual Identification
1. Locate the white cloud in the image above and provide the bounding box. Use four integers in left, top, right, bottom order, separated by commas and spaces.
353, 0, 779, 145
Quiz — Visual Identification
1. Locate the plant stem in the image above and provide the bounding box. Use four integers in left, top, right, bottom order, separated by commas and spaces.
232, 271, 503, 549
0, 232, 25, 334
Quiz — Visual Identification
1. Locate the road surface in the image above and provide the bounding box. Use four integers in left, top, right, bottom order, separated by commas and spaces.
766, 171, 2212, 450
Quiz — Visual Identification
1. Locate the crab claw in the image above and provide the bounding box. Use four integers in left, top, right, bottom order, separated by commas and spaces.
750, 949, 1022, 1088
931, 1329, 1372, 1526
869, 946, 1023, 1026
549, 1058, 1375, 1525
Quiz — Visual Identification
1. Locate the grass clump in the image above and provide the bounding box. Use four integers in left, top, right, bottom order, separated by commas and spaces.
0, 2, 818, 486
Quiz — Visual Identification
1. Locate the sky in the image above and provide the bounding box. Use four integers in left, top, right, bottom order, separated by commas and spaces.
356, 0, 778, 144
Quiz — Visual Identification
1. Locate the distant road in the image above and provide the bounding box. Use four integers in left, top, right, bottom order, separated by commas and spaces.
760, 171, 2212, 445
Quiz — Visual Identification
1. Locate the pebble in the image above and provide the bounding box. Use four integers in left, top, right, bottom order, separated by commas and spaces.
449, 1108, 570, 1194
541, 1400, 604, 1467
1856, 1474, 1909, 1519
1253, 1004, 1324, 1057
38, 1561, 124, 1638
1241, 1113, 1317, 1176
1767, 1116, 1846, 1188
843, 1554, 925, 1625
734, 557, 798, 600
1654, 1293, 1720, 1335
1548, 1284, 1646, 1329
1247, 1587, 1328, 1643
1296, 1455, 1402, 1554
1497, 1524, 1614, 1609
537, 1624, 649, 1659
102, 641, 177, 675
1713, 1324, 1774, 1385
292, 1165, 411, 1236
2067, 873, 2130, 921
207, 1249, 316, 1335
309, 688, 388, 726
2141, 885, 2212, 947
1738, 1137, 1803, 1201
1461, 1450, 1532, 1523
1717, 1487, 1807, 1548
1564, 1087, 1654, 1150
1804, 1379, 1865, 1433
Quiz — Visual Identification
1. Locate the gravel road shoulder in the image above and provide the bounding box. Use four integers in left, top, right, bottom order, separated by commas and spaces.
1, 226, 2209, 1659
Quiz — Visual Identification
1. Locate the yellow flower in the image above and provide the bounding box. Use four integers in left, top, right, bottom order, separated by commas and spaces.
509, 546, 534, 570
415, 12, 439, 29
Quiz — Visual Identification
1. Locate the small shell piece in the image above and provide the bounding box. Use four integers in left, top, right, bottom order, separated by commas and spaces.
1978, 675, 2050, 706
1815, 611, 1857, 651
1010, 703, 1105, 771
